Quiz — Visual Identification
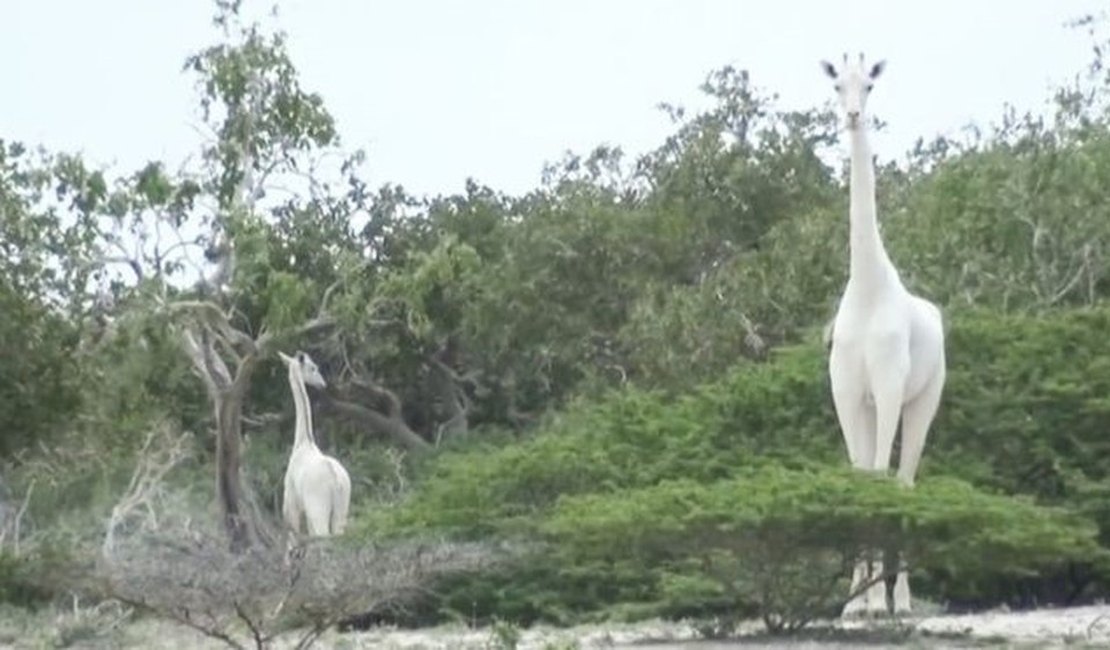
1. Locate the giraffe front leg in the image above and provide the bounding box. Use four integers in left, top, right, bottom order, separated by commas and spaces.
865, 333, 911, 475
892, 562, 912, 614
842, 560, 873, 618
866, 559, 889, 615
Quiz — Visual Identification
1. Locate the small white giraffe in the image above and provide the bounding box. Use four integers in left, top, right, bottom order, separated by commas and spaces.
279, 350, 351, 537
822, 54, 947, 616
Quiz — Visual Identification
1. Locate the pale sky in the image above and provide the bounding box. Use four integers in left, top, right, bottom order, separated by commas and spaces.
4, 1, 1106, 198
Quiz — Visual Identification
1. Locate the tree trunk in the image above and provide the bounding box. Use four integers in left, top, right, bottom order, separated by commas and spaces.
428, 337, 471, 444
215, 392, 251, 553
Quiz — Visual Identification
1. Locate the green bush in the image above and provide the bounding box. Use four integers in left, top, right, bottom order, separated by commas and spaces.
366, 306, 1110, 624
930, 308, 1110, 504
0, 551, 55, 609
544, 466, 1102, 632
375, 341, 838, 540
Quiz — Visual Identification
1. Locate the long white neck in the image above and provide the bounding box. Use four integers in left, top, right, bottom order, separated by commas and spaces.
288, 366, 317, 450
848, 124, 895, 287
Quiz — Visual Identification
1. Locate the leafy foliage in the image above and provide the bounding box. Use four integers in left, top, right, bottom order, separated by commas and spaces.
545, 468, 1101, 632
374, 307, 1110, 625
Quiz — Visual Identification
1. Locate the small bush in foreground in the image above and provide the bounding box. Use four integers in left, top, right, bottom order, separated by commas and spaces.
101, 532, 499, 650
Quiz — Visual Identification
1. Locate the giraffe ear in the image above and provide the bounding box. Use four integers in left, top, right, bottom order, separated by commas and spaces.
820, 60, 837, 79
869, 60, 886, 79
277, 351, 293, 366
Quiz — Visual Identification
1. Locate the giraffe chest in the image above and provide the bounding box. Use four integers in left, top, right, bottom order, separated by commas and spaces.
835, 281, 910, 333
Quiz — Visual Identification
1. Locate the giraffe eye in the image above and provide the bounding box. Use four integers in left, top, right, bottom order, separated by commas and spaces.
865, 83, 874, 92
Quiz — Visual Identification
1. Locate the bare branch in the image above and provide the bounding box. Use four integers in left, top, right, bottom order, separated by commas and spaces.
181, 329, 223, 398
170, 299, 231, 326
103, 423, 192, 558
234, 600, 268, 650
254, 315, 336, 355
114, 593, 248, 650
1048, 243, 1093, 306
161, 231, 206, 268
294, 624, 329, 650
96, 255, 144, 283
320, 278, 344, 315
169, 301, 255, 353
102, 528, 500, 649
242, 411, 287, 429
212, 328, 246, 368
347, 376, 405, 420
0, 480, 35, 556
321, 394, 430, 453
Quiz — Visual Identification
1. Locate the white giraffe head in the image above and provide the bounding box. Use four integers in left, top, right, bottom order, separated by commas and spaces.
821, 53, 885, 131
278, 350, 327, 389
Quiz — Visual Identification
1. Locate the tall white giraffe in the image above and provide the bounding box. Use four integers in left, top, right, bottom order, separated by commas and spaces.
821, 54, 947, 616
279, 350, 351, 537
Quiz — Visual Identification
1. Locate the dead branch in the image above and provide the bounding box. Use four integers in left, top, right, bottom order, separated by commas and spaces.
253, 315, 336, 356
234, 600, 268, 650
181, 328, 231, 397
0, 479, 35, 555
384, 448, 407, 498
320, 393, 430, 453
293, 624, 328, 650
96, 254, 145, 283
114, 590, 249, 650
242, 411, 287, 429
1048, 242, 1094, 306
171, 300, 257, 353
348, 375, 405, 419
103, 423, 193, 558
739, 312, 767, 358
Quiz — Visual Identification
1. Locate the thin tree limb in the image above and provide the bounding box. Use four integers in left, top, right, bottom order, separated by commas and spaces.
320, 395, 430, 452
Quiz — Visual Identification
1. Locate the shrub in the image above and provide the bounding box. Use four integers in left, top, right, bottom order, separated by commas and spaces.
370, 306, 1110, 624
375, 342, 838, 541
103, 532, 497, 650
543, 466, 1104, 632
0, 551, 54, 608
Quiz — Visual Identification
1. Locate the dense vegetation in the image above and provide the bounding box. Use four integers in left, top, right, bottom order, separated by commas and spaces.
4, 2, 1110, 641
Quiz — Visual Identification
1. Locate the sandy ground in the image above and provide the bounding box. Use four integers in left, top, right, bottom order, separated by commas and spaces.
343, 605, 1110, 649
33, 603, 1099, 649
